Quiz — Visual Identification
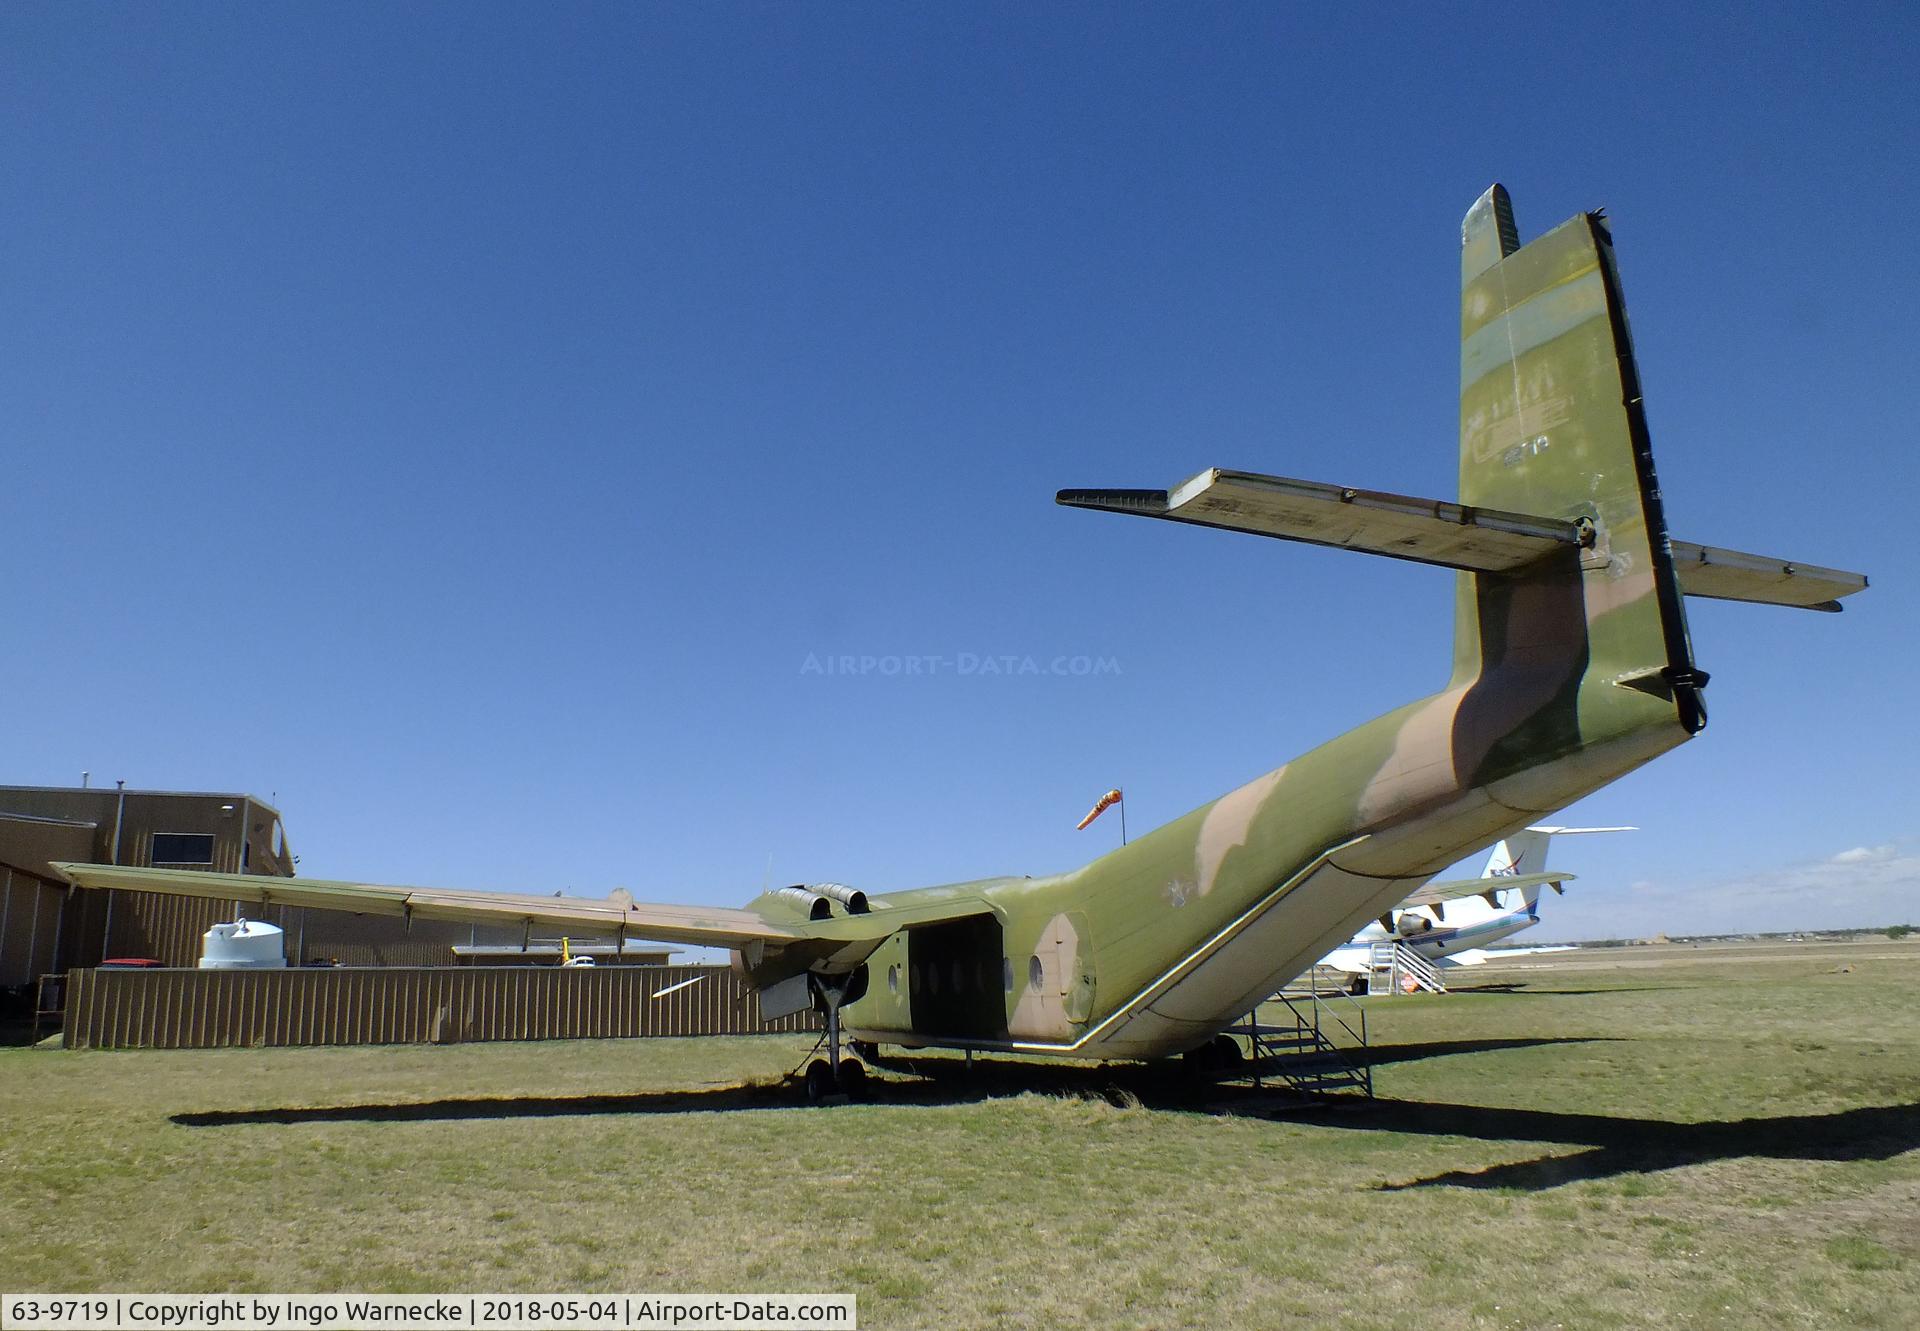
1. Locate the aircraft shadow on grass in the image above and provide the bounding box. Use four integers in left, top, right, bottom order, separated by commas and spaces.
170, 1035, 1920, 1194
167, 1036, 1590, 1128
1447, 984, 1666, 996
1301, 1098, 1920, 1192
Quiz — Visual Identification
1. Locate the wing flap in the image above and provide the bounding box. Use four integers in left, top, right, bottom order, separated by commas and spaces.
1059, 468, 1582, 573
1670, 539, 1868, 612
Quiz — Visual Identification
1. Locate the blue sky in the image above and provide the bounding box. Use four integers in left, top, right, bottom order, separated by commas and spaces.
5, 4, 1915, 941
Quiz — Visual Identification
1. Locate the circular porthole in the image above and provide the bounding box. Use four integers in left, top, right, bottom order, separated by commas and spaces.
888, 964, 899, 995
1028, 955, 1044, 992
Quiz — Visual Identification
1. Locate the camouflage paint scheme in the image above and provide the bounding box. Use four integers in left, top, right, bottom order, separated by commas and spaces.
837, 185, 1703, 1058
57, 187, 1859, 1065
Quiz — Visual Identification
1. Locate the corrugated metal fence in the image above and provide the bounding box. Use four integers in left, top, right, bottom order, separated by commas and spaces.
0, 865, 65, 990
63, 964, 821, 1050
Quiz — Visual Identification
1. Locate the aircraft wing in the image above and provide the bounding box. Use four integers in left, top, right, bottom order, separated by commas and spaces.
51, 863, 990, 974
1443, 944, 1578, 968
1397, 870, 1572, 909
1314, 951, 1368, 976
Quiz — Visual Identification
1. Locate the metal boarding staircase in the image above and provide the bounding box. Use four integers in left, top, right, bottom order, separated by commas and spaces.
1367, 939, 1446, 995
1233, 987, 1372, 1099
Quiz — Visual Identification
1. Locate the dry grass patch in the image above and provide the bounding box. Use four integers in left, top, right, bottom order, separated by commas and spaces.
3, 943, 1917, 1329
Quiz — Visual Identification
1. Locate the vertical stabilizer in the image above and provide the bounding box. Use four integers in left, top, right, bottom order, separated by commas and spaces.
1461, 183, 1521, 285
1450, 185, 1706, 791
1483, 828, 1552, 913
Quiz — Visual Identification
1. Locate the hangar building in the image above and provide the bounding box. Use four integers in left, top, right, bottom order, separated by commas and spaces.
0, 784, 296, 1000
1, 784, 666, 1012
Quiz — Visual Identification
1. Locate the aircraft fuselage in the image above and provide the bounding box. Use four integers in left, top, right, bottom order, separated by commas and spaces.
835, 671, 1686, 1061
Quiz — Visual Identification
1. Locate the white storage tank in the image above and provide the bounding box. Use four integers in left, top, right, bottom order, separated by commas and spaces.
199, 918, 287, 970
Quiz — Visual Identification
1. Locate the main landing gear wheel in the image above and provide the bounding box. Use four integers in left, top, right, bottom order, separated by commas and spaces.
801, 973, 871, 1105
838, 1058, 868, 1098
1182, 1033, 1245, 1077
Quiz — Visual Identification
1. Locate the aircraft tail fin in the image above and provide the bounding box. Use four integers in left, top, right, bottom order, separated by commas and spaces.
1058, 185, 1866, 774
1483, 823, 1635, 911
1484, 824, 1637, 879
1484, 830, 1551, 916
1452, 185, 1706, 737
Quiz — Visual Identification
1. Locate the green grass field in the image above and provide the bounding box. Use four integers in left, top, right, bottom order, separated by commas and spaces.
4, 941, 1918, 1330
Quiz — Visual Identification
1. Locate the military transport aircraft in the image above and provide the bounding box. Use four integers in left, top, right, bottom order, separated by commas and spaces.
59, 185, 1868, 1101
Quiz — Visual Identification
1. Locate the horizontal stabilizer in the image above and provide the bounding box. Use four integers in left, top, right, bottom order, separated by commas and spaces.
1059, 468, 1867, 612
1669, 540, 1868, 612
1058, 469, 1582, 573
1398, 870, 1573, 909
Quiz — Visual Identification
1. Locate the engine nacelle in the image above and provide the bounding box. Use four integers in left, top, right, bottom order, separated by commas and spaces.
770, 885, 834, 920
811, 882, 869, 914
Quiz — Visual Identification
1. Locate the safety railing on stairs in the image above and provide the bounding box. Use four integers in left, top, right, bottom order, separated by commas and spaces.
1367, 939, 1445, 995
1236, 985, 1372, 1099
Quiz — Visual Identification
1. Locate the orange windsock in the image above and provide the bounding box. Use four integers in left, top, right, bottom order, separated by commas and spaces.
1076, 788, 1123, 830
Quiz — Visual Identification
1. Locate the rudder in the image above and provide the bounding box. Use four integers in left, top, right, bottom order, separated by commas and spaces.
1452, 185, 1706, 744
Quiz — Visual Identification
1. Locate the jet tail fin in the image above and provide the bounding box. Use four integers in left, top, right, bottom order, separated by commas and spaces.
1486, 824, 1637, 879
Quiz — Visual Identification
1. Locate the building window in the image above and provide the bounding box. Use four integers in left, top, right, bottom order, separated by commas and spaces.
151, 832, 216, 866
